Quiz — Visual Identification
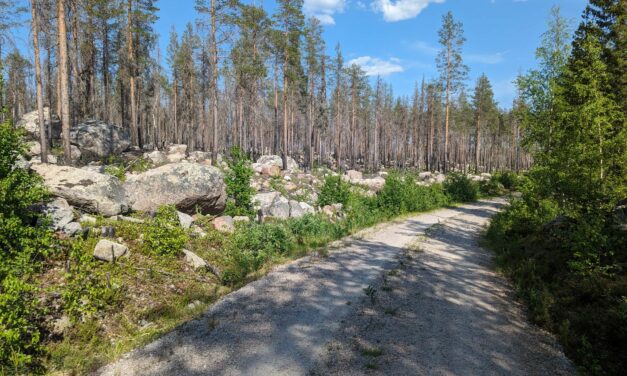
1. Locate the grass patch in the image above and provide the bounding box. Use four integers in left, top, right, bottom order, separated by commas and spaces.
360, 346, 384, 357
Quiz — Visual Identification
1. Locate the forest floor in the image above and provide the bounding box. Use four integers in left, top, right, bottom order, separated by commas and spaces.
96, 198, 574, 376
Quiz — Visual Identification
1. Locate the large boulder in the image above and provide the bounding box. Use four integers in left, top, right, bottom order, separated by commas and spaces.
256, 155, 298, 172
253, 191, 280, 214
167, 144, 187, 163
289, 200, 315, 218
268, 195, 290, 219
31, 164, 130, 216
261, 165, 281, 177
16, 108, 61, 140
359, 177, 386, 192
345, 170, 363, 182
124, 163, 226, 215
70, 120, 131, 160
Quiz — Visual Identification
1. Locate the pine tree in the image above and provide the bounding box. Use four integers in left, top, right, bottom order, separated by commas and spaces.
437, 11, 468, 173
472, 74, 497, 172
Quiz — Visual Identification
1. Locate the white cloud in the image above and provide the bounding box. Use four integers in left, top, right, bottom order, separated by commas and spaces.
314, 14, 336, 25
346, 56, 405, 76
466, 51, 507, 64
373, 0, 445, 22
304, 0, 346, 25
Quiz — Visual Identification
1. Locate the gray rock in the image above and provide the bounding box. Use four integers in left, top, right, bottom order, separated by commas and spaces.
63, 222, 83, 236
25, 141, 41, 157
16, 107, 61, 140
31, 154, 58, 164
93, 239, 128, 262
80, 214, 97, 224
359, 177, 386, 192
253, 191, 280, 215
187, 151, 211, 163
31, 163, 130, 216
144, 150, 168, 165
212, 216, 235, 233
167, 144, 187, 163
289, 200, 306, 218
14, 156, 32, 170
256, 155, 299, 171
70, 120, 131, 160
38, 197, 74, 231
182, 249, 208, 270
52, 315, 71, 335
233, 216, 250, 223
124, 163, 226, 215
268, 196, 290, 219
177, 211, 193, 229
191, 225, 208, 238
81, 164, 105, 174
345, 170, 363, 182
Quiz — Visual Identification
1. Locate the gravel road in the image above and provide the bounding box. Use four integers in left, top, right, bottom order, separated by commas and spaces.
97, 198, 573, 376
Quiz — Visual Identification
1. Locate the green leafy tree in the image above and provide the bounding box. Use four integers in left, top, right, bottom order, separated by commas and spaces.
516, 6, 571, 155
224, 147, 255, 216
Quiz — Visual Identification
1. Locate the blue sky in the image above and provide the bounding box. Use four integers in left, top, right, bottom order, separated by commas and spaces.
11, 0, 588, 108
161, 0, 587, 107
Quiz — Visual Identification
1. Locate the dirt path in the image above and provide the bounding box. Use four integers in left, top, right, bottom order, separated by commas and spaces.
97, 198, 573, 376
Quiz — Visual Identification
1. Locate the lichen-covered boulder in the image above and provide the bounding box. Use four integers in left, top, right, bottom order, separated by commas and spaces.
289, 200, 315, 218
144, 150, 168, 165
31, 163, 130, 216
70, 120, 131, 160
124, 163, 226, 215
16, 108, 61, 140
256, 155, 299, 171
345, 170, 363, 182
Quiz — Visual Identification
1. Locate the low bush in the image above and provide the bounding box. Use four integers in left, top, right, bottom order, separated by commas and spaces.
485, 195, 627, 375
143, 206, 189, 256
443, 172, 479, 202
221, 222, 295, 285
479, 176, 505, 196
0, 116, 55, 374
62, 239, 122, 321
494, 171, 519, 190
377, 172, 449, 215
317, 174, 351, 207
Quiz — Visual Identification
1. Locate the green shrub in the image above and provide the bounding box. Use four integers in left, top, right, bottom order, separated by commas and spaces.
224, 147, 255, 217
221, 222, 295, 285
0, 114, 54, 373
143, 205, 188, 256
103, 164, 126, 181
62, 239, 122, 321
318, 174, 351, 207
485, 196, 627, 375
376, 172, 408, 216
443, 172, 479, 202
479, 176, 505, 196
286, 214, 342, 247
494, 171, 519, 190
